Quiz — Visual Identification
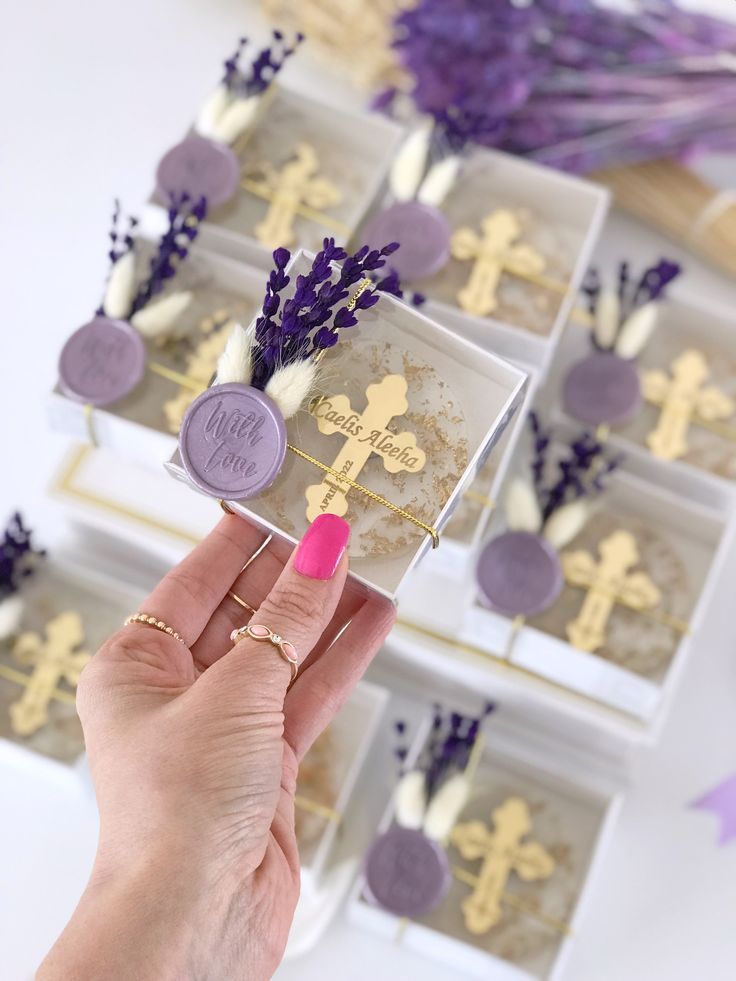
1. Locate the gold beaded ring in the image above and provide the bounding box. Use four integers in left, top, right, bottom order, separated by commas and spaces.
124, 613, 187, 645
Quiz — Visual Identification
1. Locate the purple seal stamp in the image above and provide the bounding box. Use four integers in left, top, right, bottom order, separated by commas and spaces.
563, 350, 642, 427
362, 201, 451, 281
58, 316, 146, 407
156, 136, 241, 210
363, 826, 451, 919
179, 383, 287, 500
476, 530, 563, 618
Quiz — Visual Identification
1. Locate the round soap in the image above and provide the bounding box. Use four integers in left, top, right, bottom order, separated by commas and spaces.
362, 201, 451, 281
364, 826, 451, 919
156, 136, 240, 209
563, 350, 642, 427
58, 316, 146, 407
179, 383, 287, 500
476, 530, 563, 618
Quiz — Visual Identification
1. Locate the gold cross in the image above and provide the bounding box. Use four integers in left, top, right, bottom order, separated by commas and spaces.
561, 529, 661, 653
450, 209, 546, 317
243, 142, 343, 249
9, 611, 91, 736
305, 374, 426, 522
450, 797, 555, 935
642, 349, 735, 461
163, 310, 234, 433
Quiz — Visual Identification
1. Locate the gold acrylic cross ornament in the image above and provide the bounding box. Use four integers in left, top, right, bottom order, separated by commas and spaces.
163, 310, 234, 433
450, 796, 556, 935
450, 209, 546, 318
561, 529, 661, 653
305, 374, 426, 522
244, 142, 343, 249
642, 348, 735, 461
9, 611, 91, 736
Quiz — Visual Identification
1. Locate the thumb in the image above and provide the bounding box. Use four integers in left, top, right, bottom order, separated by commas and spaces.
195, 514, 351, 716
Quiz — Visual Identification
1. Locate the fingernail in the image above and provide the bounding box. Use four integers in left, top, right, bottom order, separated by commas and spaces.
295, 514, 350, 580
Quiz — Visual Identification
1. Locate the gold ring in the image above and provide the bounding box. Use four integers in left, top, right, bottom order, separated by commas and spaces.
124, 613, 186, 645
230, 623, 298, 683
224, 533, 273, 618
227, 590, 256, 615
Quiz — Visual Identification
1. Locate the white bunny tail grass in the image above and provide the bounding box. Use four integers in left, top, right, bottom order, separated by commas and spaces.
215, 322, 254, 386
417, 155, 461, 208
543, 499, 590, 550
194, 84, 230, 139
130, 291, 193, 339
593, 289, 621, 350
212, 95, 260, 145
614, 301, 658, 359
389, 124, 432, 203
265, 359, 318, 419
423, 774, 470, 842
102, 251, 136, 320
0, 595, 23, 641
504, 476, 543, 534
394, 770, 428, 831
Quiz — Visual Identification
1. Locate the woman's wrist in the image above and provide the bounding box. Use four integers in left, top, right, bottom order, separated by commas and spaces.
38, 842, 218, 981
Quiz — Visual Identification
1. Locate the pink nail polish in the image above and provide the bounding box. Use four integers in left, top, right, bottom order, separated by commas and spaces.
295, 514, 350, 580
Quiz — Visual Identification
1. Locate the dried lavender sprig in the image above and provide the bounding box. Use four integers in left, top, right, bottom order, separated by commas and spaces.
588, 258, 681, 350
393, 720, 411, 776
107, 199, 138, 266
0, 513, 45, 601
249, 239, 400, 390
130, 194, 207, 315
535, 427, 623, 522
391, 0, 736, 174
423, 703, 494, 799
223, 30, 304, 97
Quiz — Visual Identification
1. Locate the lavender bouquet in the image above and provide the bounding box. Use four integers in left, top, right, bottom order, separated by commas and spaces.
385, 0, 736, 173
195, 31, 304, 145
213, 237, 399, 419
393, 705, 495, 836
0, 514, 44, 640
98, 196, 205, 339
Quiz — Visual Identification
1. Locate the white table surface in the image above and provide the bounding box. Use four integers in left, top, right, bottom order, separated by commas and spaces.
2, 1, 736, 978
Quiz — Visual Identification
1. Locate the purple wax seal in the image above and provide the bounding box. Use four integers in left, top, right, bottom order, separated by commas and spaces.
362, 201, 451, 281
58, 316, 146, 407
563, 350, 642, 427
156, 136, 240, 209
476, 530, 563, 618
363, 826, 451, 919
179, 382, 287, 500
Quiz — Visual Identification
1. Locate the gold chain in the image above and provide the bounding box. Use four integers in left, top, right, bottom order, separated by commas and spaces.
286, 442, 440, 547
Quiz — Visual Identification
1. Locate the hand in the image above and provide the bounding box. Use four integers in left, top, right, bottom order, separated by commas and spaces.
38, 513, 395, 981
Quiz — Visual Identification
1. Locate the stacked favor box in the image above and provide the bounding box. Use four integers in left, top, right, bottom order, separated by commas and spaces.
15, 26, 733, 981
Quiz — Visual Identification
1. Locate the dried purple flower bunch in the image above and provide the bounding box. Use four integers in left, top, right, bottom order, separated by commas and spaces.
130, 194, 206, 314
97, 196, 205, 339
195, 32, 305, 146
386, 0, 736, 173
423, 703, 495, 797
529, 412, 621, 522
223, 31, 304, 97
393, 703, 494, 839
501, 414, 621, 554
215, 238, 400, 420
0, 514, 45, 639
0, 514, 44, 602
583, 259, 681, 358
